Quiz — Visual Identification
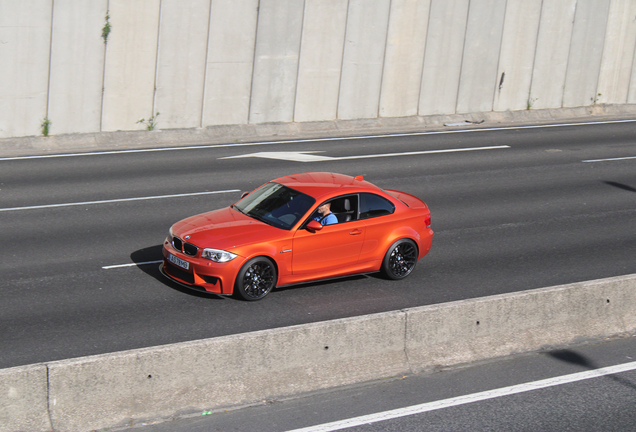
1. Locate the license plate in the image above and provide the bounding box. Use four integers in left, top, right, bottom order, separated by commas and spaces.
168, 254, 189, 270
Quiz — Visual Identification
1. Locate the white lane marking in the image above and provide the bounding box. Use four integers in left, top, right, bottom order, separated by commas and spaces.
1, 119, 634, 161
0, 189, 240, 212
220, 145, 510, 162
583, 156, 636, 163
287, 361, 636, 432
102, 260, 162, 270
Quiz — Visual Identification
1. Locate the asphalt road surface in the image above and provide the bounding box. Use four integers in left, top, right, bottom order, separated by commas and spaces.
1, 119, 635, 368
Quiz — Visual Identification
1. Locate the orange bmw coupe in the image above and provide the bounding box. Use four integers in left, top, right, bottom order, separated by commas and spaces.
161, 172, 433, 300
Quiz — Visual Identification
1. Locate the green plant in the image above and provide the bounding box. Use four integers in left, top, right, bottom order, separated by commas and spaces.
102, 11, 111, 43
137, 112, 160, 131
526, 97, 538, 110
41, 117, 51, 136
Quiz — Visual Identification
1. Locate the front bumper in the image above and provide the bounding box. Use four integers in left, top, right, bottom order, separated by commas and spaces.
161, 239, 244, 295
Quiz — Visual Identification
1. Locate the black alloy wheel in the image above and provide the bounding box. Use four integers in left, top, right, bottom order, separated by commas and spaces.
235, 257, 277, 301
382, 239, 418, 280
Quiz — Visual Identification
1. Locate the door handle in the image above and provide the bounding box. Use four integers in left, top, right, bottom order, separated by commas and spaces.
349, 229, 362, 235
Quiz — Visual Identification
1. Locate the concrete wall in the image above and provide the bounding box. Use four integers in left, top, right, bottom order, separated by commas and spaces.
0, 1, 52, 138
294, 0, 348, 122
48, 0, 106, 135
203, 0, 258, 126
598, 0, 636, 104
101, 0, 161, 132
154, 0, 211, 129
456, 0, 507, 113
2, 0, 636, 138
2, 274, 635, 432
380, 0, 431, 118
0, 365, 50, 432
493, 0, 542, 111
419, 0, 470, 115
337, 0, 392, 120
563, 0, 611, 107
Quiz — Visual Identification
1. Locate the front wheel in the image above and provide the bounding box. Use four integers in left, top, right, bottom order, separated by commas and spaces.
234, 257, 277, 301
381, 239, 418, 280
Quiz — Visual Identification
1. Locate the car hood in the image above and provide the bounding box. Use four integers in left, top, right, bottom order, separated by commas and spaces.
171, 206, 286, 252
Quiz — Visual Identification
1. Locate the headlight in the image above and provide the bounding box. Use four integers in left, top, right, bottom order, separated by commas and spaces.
201, 248, 238, 263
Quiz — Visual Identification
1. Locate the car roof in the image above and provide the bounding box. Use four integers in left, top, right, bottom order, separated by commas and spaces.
273, 172, 381, 200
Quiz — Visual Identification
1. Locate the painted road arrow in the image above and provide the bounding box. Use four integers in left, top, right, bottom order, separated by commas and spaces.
220, 151, 332, 162
219, 145, 510, 162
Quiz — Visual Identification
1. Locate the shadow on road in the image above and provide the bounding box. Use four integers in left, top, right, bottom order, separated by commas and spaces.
603, 181, 636, 193
130, 245, 225, 300
546, 348, 636, 392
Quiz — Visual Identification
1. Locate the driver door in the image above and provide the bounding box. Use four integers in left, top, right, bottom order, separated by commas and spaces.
291, 195, 364, 275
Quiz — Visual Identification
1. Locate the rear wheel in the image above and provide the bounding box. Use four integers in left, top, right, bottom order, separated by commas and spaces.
381, 239, 418, 280
234, 257, 277, 301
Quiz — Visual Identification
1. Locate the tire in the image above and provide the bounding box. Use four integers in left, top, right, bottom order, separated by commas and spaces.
234, 257, 277, 301
381, 239, 418, 280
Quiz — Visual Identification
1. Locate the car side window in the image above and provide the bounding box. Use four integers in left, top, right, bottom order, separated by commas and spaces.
329, 195, 358, 223
359, 193, 395, 220
304, 195, 359, 228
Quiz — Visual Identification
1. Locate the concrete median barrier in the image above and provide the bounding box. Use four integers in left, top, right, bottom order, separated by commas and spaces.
2, 274, 635, 431
0, 364, 50, 432
46, 311, 408, 431
405, 275, 636, 370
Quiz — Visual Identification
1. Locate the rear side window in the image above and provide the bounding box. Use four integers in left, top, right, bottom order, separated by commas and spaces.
359, 193, 395, 219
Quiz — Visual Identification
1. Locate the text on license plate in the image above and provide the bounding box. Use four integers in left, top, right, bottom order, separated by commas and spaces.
169, 254, 189, 270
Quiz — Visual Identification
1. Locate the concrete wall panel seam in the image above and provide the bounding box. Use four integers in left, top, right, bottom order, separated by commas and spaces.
594, 1, 611, 105
100, 0, 111, 132
630, 21, 636, 102
45, 0, 55, 122
559, 0, 579, 108
453, 0, 471, 114
247, 0, 261, 124
152, 0, 163, 120
292, 0, 308, 122
490, 0, 507, 110
335, 0, 352, 120
376, 0, 393, 119
199, 0, 214, 128
629, 3, 636, 103
45, 364, 53, 431
526, 0, 544, 110
402, 308, 415, 374
416, 0, 435, 116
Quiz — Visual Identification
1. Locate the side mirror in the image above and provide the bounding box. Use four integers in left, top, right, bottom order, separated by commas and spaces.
306, 220, 323, 233
240, 191, 250, 199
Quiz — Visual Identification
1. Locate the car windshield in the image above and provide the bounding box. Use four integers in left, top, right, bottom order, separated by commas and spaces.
234, 182, 316, 230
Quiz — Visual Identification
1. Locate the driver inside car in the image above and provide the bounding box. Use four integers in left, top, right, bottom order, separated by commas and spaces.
313, 202, 338, 226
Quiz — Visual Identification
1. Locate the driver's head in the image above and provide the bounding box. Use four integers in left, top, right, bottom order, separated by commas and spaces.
318, 202, 331, 215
